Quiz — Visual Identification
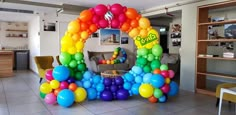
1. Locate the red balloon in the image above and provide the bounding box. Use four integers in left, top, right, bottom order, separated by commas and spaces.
80, 22, 89, 31
161, 84, 170, 94
148, 96, 158, 103
92, 15, 100, 24
102, 60, 106, 64
79, 10, 93, 22
161, 70, 169, 78
118, 13, 127, 23
94, 4, 108, 15
89, 24, 98, 33
99, 19, 108, 28
110, 3, 123, 15
125, 8, 138, 19
130, 19, 139, 28
121, 22, 130, 32
111, 18, 120, 28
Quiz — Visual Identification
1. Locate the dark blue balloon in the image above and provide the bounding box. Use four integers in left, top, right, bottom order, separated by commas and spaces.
100, 90, 113, 101
110, 85, 118, 92
168, 81, 179, 96
116, 89, 129, 100
67, 77, 75, 84
104, 78, 112, 86
57, 89, 75, 107
115, 77, 124, 85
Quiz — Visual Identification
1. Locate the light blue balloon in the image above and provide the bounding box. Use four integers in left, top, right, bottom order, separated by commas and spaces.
93, 75, 101, 84
96, 83, 105, 92
143, 73, 152, 83
57, 89, 75, 107
131, 66, 143, 75
135, 76, 142, 83
87, 88, 97, 100
123, 82, 132, 90
53, 65, 70, 82
131, 83, 141, 95
75, 81, 82, 87
83, 81, 91, 89
125, 73, 134, 82
168, 81, 179, 96
159, 95, 167, 103
83, 71, 93, 80
150, 74, 165, 88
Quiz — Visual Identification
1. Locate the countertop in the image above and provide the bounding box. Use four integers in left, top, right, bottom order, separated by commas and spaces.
0, 51, 14, 54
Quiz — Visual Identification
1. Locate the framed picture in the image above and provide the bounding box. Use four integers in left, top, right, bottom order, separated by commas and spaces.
225, 24, 236, 38
170, 24, 181, 46
44, 22, 56, 31
90, 31, 99, 38
100, 29, 120, 45
121, 37, 129, 44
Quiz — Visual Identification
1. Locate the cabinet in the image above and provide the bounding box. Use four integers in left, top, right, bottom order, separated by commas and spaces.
196, 1, 236, 96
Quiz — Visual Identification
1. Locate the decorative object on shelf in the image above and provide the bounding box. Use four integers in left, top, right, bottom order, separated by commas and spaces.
170, 24, 181, 46
100, 28, 120, 45
224, 24, 236, 38
44, 22, 56, 31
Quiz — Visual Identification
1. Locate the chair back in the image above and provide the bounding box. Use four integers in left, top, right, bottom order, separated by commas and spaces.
56, 55, 61, 65
34, 56, 54, 70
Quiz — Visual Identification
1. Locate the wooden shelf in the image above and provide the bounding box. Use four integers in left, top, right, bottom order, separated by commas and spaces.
197, 72, 236, 80
196, 88, 215, 96
198, 20, 236, 26
6, 29, 27, 32
198, 39, 236, 42
6, 36, 27, 38
197, 56, 236, 60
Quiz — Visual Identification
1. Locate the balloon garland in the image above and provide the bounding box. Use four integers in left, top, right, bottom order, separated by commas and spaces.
98, 47, 127, 64
39, 3, 179, 108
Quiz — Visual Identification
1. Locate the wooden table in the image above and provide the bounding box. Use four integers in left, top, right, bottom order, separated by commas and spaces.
0, 51, 14, 77
218, 87, 236, 115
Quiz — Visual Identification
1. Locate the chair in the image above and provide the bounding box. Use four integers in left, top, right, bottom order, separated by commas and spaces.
215, 83, 236, 107
34, 56, 54, 83
56, 55, 61, 65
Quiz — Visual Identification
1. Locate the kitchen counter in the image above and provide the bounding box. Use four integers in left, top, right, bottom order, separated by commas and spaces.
0, 51, 14, 77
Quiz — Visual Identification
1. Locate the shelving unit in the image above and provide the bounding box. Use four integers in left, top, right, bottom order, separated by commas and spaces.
5, 22, 28, 38
196, 0, 236, 96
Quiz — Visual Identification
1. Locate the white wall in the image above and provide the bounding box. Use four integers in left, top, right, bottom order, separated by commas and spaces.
168, 16, 181, 54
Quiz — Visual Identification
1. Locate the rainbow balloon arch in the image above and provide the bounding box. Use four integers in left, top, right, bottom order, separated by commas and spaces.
39, 3, 179, 107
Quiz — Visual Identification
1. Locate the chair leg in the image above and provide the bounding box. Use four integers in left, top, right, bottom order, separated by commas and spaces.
216, 98, 219, 107
39, 78, 43, 84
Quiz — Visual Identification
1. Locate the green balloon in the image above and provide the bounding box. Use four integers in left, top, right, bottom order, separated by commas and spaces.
147, 54, 154, 61
69, 60, 77, 68
151, 59, 161, 70
137, 57, 147, 65
154, 88, 163, 98
75, 72, 83, 80
40, 92, 46, 99
152, 44, 163, 57
69, 68, 75, 77
77, 63, 86, 71
74, 52, 84, 61
59, 52, 71, 65
160, 64, 168, 70
139, 48, 148, 56
143, 65, 151, 73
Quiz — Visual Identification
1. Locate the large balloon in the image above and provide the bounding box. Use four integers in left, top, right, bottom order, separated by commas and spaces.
94, 4, 108, 15
110, 3, 123, 15
100, 90, 113, 101
79, 10, 93, 22
44, 93, 56, 104
57, 89, 75, 107
150, 74, 165, 88
53, 65, 70, 82
74, 87, 87, 102
59, 52, 71, 65
152, 44, 163, 57
117, 89, 129, 100
40, 83, 52, 94
125, 8, 138, 19
139, 84, 154, 98
67, 20, 80, 33
168, 81, 179, 96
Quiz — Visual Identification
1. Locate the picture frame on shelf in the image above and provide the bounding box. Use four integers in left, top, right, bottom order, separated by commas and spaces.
44, 22, 56, 31
100, 29, 120, 45
170, 24, 181, 46
224, 24, 236, 39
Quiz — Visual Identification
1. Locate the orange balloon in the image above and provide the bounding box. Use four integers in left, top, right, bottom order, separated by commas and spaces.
68, 20, 80, 34
130, 19, 139, 28
128, 28, 140, 38
106, 60, 111, 64
72, 33, 80, 41
89, 24, 98, 33
79, 10, 93, 22
69, 83, 77, 91
121, 22, 130, 32
125, 8, 138, 19
139, 29, 148, 38
54, 88, 61, 96
148, 96, 158, 103
139, 17, 151, 29
80, 31, 89, 40
80, 22, 89, 31
153, 69, 161, 74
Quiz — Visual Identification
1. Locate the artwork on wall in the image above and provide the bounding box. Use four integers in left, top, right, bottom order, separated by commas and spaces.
44, 22, 56, 31
90, 31, 99, 38
121, 37, 129, 44
170, 24, 181, 46
100, 29, 120, 45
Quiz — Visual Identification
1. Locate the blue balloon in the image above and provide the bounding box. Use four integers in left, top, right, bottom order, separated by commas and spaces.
57, 89, 75, 107
96, 83, 105, 92
87, 88, 97, 100
143, 73, 152, 83
83, 81, 91, 89
93, 75, 101, 84
53, 65, 70, 82
123, 82, 132, 90
131, 66, 143, 75
124, 73, 134, 82
168, 81, 179, 96
75, 81, 83, 87
135, 76, 142, 83
150, 74, 165, 88
159, 95, 167, 103
131, 83, 141, 95
83, 71, 93, 80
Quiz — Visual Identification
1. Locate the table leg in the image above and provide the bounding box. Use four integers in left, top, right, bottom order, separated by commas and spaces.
218, 89, 224, 115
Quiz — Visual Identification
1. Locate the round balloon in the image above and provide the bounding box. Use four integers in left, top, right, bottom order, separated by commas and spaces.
74, 87, 87, 102
53, 65, 70, 82
139, 84, 154, 98
57, 89, 75, 107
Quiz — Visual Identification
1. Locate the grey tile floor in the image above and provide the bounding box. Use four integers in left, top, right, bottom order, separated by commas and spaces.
0, 70, 235, 115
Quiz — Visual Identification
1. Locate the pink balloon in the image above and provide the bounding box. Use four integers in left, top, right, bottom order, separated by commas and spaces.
118, 13, 127, 23
60, 81, 69, 90
99, 19, 108, 28
94, 4, 108, 16
111, 18, 120, 28
45, 69, 54, 81
161, 84, 170, 94
110, 3, 123, 15
168, 70, 175, 79
161, 70, 169, 78
89, 8, 95, 15
92, 15, 100, 24
44, 93, 56, 104
123, 6, 127, 12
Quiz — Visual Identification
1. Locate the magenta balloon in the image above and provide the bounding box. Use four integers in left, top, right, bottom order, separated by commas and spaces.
168, 70, 175, 79
99, 19, 108, 28
123, 6, 127, 12
92, 15, 100, 24
60, 81, 69, 90
110, 3, 123, 15
89, 8, 95, 14
111, 18, 120, 28
94, 4, 108, 16
118, 13, 127, 23
161, 70, 169, 78
44, 93, 56, 104
161, 84, 170, 94
45, 69, 54, 81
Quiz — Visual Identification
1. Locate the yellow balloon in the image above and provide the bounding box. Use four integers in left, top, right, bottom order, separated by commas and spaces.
80, 31, 89, 40
165, 78, 171, 84
128, 28, 140, 38
40, 83, 52, 94
68, 20, 80, 34
139, 84, 154, 98
50, 80, 60, 89
74, 87, 87, 102
68, 47, 77, 54
111, 60, 114, 64
76, 41, 84, 51
139, 17, 150, 29
139, 29, 148, 38
145, 43, 153, 49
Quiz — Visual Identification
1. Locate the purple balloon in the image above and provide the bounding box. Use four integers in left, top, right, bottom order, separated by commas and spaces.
115, 77, 124, 85
110, 85, 118, 92
94, 4, 108, 15
67, 77, 75, 84
104, 78, 112, 86
116, 89, 129, 100
100, 90, 113, 101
